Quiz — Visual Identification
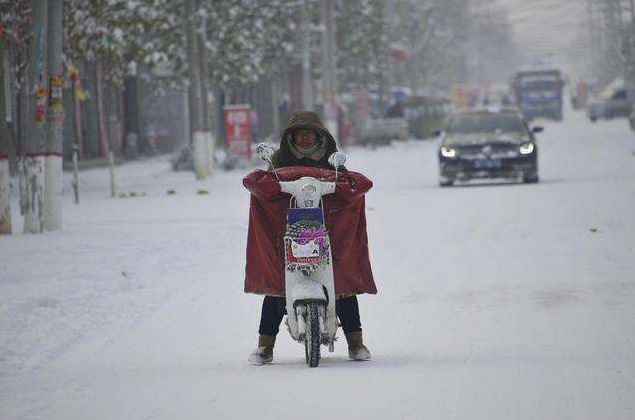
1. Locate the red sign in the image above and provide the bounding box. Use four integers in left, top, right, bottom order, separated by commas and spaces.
223, 104, 252, 159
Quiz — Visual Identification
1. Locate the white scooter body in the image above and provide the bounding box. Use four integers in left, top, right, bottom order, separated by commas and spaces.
279, 178, 338, 349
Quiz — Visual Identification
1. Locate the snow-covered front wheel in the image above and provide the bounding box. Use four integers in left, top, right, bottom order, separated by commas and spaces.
304, 301, 322, 367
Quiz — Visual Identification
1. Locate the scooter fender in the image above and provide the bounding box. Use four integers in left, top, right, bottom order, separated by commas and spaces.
291, 280, 327, 303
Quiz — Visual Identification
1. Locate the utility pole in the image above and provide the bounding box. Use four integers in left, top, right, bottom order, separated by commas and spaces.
301, 3, 313, 111
23, 0, 48, 233
43, 0, 63, 231
320, 0, 337, 136
186, 0, 208, 180
0, 38, 12, 234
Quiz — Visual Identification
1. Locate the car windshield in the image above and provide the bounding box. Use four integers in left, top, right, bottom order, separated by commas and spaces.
522, 80, 558, 91
448, 114, 525, 133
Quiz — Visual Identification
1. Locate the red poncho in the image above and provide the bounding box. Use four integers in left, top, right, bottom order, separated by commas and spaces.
243, 167, 377, 296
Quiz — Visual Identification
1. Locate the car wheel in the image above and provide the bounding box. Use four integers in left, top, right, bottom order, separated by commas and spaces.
439, 178, 454, 187
523, 173, 539, 183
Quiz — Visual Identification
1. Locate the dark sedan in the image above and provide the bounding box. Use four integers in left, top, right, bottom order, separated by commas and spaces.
437, 109, 542, 186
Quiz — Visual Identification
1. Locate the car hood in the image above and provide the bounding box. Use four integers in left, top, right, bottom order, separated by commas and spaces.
443, 132, 528, 146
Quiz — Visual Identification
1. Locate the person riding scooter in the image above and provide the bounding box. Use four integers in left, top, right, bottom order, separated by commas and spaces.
247, 111, 373, 365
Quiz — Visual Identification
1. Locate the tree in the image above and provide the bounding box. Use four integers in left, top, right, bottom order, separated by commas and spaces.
1, 0, 31, 152
199, 1, 297, 87
336, 0, 472, 97
336, 0, 390, 92
63, 0, 180, 89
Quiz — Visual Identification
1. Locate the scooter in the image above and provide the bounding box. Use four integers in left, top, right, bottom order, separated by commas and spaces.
256, 142, 347, 367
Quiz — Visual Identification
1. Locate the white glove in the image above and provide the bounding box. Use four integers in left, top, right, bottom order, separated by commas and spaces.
328, 152, 347, 169
255, 142, 275, 163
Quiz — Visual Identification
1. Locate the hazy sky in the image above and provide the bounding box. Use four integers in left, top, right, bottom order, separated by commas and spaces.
496, 0, 589, 79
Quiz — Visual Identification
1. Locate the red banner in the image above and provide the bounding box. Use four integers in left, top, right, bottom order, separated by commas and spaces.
223, 104, 252, 159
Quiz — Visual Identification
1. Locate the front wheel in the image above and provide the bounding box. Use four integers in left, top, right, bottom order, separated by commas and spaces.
523, 172, 539, 183
439, 178, 454, 187
304, 301, 322, 367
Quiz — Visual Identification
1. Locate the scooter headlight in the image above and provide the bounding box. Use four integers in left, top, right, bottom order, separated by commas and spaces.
299, 183, 318, 207
301, 184, 317, 196
440, 146, 457, 158
519, 143, 535, 155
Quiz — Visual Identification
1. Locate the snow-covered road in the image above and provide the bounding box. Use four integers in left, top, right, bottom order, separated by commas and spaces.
2, 109, 635, 419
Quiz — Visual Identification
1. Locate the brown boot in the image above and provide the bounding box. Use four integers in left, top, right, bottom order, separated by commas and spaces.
345, 331, 371, 361
248, 334, 276, 365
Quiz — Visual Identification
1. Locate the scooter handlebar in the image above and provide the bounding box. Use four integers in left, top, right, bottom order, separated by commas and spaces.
279, 178, 336, 199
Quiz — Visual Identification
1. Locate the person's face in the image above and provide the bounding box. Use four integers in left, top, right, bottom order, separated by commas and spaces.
293, 129, 318, 149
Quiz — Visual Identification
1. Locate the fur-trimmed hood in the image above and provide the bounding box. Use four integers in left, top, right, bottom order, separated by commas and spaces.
271, 111, 338, 169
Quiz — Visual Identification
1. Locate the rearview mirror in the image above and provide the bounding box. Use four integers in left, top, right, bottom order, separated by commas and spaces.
255, 142, 275, 163
531, 126, 544, 134
432, 129, 443, 137
328, 152, 347, 169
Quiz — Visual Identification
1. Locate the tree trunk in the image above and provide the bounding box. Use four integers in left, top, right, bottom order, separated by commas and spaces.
23, 0, 48, 234
123, 64, 139, 159
43, 0, 63, 231
71, 67, 83, 159
4, 42, 19, 175
186, 0, 208, 180
94, 60, 110, 157
198, 15, 214, 176
0, 40, 12, 234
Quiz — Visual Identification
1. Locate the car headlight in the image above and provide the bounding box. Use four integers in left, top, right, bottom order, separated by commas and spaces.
519, 143, 535, 155
440, 146, 457, 158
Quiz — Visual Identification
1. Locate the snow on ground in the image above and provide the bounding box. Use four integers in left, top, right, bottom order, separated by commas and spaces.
1, 109, 634, 419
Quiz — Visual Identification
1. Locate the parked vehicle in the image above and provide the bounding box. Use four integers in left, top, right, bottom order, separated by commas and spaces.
437, 108, 541, 186
587, 80, 635, 122
587, 100, 604, 123
511, 68, 564, 121
404, 95, 451, 139
356, 118, 409, 147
